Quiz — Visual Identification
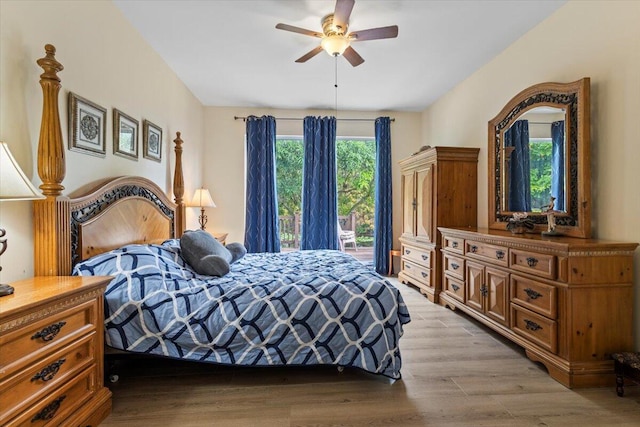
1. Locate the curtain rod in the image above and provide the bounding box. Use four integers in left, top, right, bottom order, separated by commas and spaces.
234, 116, 394, 122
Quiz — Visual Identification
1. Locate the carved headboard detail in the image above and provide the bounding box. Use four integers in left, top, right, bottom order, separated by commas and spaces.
32, 44, 186, 275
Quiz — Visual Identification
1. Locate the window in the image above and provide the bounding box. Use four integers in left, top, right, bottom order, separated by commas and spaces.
275, 136, 376, 248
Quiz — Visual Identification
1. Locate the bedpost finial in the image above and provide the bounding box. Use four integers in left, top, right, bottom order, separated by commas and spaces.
37, 43, 64, 81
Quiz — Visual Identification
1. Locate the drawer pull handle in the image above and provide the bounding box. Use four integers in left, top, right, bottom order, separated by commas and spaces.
495, 250, 505, 260
421, 254, 428, 261
421, 272, 428, 278
480, 285, 488, 297
31, 321, 67, 342
406, 264, 411, 269
470, 245, 478, 253
452, 242, 458, 248
32, 358, 66, 382
405, 249, 411, 255
524, 320, 543, 331
524, 288, 542, 300
526, 257, 539, 267
31, 395, 66, 422
451, 284, 460, 292
451, 263, 459, 270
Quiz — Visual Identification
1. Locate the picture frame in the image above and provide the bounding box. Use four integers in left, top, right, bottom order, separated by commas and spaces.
142, 119, 163, 162
113, 108, 139, 160
68, 92, 106, 157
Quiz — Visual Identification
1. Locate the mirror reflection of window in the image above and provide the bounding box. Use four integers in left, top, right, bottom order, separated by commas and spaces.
503, 107, 566, 214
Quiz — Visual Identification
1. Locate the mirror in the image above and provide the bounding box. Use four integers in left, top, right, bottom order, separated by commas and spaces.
488, 78, 592, 238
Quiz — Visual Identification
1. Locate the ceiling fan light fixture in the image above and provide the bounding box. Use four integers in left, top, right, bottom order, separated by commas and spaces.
321, 35, 350, 56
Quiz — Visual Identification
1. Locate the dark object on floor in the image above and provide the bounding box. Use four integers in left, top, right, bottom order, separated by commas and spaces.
612, 352, 640, 396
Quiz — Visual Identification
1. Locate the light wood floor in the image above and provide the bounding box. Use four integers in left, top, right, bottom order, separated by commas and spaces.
101, 278, 640, 426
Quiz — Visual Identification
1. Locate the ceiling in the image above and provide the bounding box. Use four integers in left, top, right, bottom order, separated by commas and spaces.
113, 0, 566, 112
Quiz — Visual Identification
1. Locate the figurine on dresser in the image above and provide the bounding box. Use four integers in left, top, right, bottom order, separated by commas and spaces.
541, 196, 560, 236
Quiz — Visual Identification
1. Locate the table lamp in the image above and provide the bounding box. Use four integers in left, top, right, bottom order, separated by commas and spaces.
0, 142, 45, 296
191, 188, 216, 230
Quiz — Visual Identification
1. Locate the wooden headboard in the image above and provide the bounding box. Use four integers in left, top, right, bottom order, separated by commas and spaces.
32, 44, 186, 275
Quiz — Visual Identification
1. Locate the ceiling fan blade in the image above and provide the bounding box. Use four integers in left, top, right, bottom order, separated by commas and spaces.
276, 23, 322, 38
350, 25, 399, 41
295, 46, 324, 63
333, 0, 355, 33
342, 46, 364, 67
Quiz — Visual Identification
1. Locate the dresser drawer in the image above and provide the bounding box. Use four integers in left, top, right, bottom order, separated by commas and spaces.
0, 333, 96, 423
443, 253, 464, 280
0, 299, 97, 379
510, 249, 556, 280
466, 240, 508, 267
444, 275, 465, 302
443, 236, 464, 254
511, 304, 557, 354
510, 275, 557, 319
402, 259, 431, 288
402, 245, 432, 268
4, 367, 96, 427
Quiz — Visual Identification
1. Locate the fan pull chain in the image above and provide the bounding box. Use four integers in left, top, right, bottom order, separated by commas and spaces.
334, 54, 339, 118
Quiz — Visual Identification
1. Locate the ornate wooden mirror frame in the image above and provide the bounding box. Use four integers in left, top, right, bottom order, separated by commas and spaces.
488, 78, 591, 238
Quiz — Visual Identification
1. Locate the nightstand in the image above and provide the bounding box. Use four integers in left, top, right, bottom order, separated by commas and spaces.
0, 276, 112, 426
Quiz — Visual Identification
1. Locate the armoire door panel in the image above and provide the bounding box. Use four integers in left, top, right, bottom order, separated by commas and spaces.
415, 165, 433, 242
401, 171, 415, 237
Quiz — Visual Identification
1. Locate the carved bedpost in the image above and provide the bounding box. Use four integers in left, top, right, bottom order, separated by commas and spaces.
33, 44, 71, 276
173, 132, 186, 237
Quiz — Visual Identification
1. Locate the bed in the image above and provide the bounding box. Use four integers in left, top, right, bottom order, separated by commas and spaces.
32, 44, 410, 380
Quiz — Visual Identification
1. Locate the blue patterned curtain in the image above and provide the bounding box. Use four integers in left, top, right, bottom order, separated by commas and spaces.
551, 120, 565, 211
504, 120, 531, 211
374, 117, 392, 275
300, 116, 339, 250
244, 115, 281, 253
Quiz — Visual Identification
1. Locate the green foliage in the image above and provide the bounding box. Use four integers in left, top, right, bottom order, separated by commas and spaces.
275, 139, 303, 216
275, 138, 376, 239
529, 140, 553, 210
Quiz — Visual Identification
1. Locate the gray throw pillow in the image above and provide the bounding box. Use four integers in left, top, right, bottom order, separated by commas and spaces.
180, 230, 232, 277
226, 242, 247, 263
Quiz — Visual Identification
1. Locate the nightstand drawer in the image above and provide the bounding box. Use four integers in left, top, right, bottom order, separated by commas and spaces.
0, 299, 97, 379
4, 367, 96, 427
511, 304, 557, 354
0, 333, 95, 423
510, 275, 557, 319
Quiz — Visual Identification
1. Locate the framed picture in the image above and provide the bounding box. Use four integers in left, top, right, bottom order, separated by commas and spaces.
113, 109, 139, 160
68, 92, 106, 157
142, 119, 163, 162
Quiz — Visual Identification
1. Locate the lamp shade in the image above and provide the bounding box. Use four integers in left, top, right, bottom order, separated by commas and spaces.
191, 188, 216, 208
321, 35, 350, 56
0, 142, 44, 201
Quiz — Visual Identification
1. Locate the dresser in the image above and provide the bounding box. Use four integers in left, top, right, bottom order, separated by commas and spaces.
398, 147, 479, 303
0, 276, 112, 426
439, 227, 637, 388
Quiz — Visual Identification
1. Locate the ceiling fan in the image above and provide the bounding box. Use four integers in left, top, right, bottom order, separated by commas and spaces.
275, 0, 399, 67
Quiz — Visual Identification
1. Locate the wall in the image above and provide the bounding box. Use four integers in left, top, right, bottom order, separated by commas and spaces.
203, 107, 422, 245
421, 0, 640, 347
0, 0, 205, 283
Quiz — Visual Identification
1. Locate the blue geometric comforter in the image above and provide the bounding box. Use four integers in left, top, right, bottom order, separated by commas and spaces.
72, 242, 411, 378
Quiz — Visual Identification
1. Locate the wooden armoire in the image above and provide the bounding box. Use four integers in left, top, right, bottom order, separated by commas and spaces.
398, 147, 479, 302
